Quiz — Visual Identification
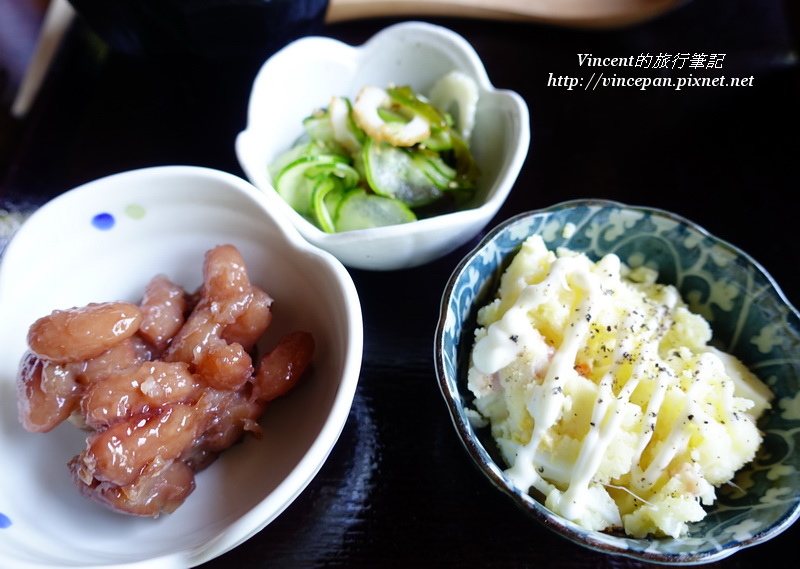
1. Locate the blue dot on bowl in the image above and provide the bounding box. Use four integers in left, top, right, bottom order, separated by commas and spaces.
0, 513, 11, 529
92, 212, 115, 230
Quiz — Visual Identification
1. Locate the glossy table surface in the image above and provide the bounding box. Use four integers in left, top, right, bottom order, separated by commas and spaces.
1, 0, 798, 567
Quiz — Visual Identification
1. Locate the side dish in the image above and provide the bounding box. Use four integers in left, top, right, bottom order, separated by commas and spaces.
467, 235, 773, 538
16, 244, 314, 517
268, 71, 481, 232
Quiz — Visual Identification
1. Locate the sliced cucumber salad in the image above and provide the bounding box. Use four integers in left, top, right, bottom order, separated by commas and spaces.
268, 71, 480, 233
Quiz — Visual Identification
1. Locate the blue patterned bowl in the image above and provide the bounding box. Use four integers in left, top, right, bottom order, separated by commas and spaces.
434, 199, 800, 564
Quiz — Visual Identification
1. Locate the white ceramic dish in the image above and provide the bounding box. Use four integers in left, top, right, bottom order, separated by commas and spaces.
0, 165, 363, 568
236, 21, 530, 271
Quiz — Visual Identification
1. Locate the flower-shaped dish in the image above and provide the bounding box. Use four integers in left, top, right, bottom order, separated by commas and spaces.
435, 199, 800, 564
236, 20, 529, 271
0, 165, 363, 568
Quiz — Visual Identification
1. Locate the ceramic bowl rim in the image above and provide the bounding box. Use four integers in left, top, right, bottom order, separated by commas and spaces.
0, 164, 364, 569
235, 20, 530, 269
434, 198, 800, 565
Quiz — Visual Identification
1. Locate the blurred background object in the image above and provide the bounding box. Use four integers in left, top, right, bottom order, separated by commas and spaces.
0, 0, 53, 112
325, 0, 686, 27
65, 0, 330, 59
8, 0, 74, 118
3, 0, 689, 120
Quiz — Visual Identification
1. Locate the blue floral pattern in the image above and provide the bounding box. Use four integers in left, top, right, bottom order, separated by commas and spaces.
435, 199, 800, 564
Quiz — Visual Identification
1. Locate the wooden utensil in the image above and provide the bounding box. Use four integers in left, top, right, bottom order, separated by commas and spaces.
326, 0, 685, 28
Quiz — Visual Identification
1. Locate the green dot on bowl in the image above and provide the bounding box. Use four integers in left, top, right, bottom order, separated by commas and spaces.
125, 204, 145, 219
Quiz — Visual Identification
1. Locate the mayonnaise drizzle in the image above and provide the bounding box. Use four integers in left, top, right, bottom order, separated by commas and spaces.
468, 236, 770, 536
474, 255, 613, 517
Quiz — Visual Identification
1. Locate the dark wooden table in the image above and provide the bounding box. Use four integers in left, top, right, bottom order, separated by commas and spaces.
2, 0, 798, 567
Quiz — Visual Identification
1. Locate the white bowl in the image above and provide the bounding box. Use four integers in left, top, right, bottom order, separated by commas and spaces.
236, 21, 530, 271
0, 165, 363, 568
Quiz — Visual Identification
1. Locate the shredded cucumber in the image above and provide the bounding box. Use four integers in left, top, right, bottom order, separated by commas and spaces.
268, 73, 480, 233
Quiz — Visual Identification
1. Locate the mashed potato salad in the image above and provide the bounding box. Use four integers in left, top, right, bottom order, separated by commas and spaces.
467, 235, 773, 538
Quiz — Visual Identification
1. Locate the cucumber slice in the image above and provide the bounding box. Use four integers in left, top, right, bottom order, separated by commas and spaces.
303, 110, 336, 145
269, 136, 350, 179
311, 161, 359, 232
269, 141, 313, 181
303, 160, 359, 185
269, 75, 481, 233
411, 152, 460, 190
274, 154, 352, 217
312, 179, 347, 233
362, 139, 443, 207
335, 189, 417, 231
